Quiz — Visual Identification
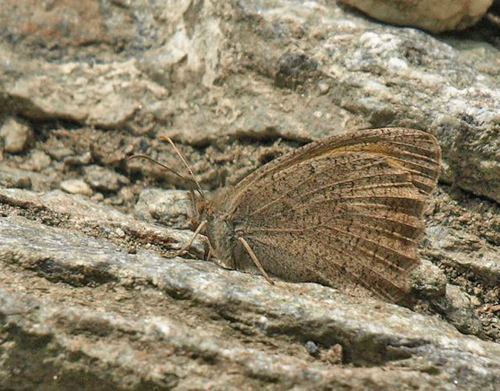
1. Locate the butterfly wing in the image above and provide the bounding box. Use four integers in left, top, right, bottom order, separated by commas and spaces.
218, 128, 441, 303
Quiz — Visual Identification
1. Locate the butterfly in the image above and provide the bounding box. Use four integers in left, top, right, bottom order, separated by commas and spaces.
133, 128, 441, 304
187, 128, 442, 304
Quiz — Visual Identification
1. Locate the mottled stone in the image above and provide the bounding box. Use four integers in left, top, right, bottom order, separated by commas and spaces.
0, 187, 499, 390
0, 164, 56, 192
426, 224, 500, 284
20, 151, 52, 172
1, 0, 500, 202
0, 118, 33, 154
0, 188, 205, 257
134, 189, 192, 229
409, 260, 448, 299
0, 168, 31, 189
84, 165, 130, 193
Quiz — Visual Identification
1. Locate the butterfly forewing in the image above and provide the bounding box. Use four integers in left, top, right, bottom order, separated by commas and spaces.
228, 128, 441, 212
213, 128, 441, 303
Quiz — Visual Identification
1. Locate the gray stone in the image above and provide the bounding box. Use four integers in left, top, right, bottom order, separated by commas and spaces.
20, 150, 52, 172
305, 340, 320, 357
60, 178, 93, 196
0, 168, 31, 189
134, 189, 192, 229
426, 224, 500, 285
84, 165, 130, 193
430, 285, 485, 337
338, 0, 493, 33
63, 152, 92, 167
0, 164, 56, 192
409, 260, 448, 299
1, 187, 500, 390
0, 188, 205, 257
0, 117, 33, 154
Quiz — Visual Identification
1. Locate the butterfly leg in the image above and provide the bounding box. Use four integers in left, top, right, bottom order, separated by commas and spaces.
238, 237, 274, 285
176, 220, 207, 256
205, 237, 216, 261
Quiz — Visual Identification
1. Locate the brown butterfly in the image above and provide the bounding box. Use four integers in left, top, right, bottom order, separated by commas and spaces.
136, 128, 442, 304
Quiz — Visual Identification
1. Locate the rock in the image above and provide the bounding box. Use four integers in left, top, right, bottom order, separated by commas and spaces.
0, 0, 500, 388
339, 0, 494, 33
319, 344, 344, 365
0, 167, 31, 189
0, 188, 205, 257
91, 193, 104, 202
63, 152, 92, 167
20, 151, 52, 172
0, 191, 500, 390
409, 260, 447, 299
0, 118, 33, 154
134, 189, 192, 229
60, 179, 93, 196
84, 165, 130, 193
305, 340, 320, 357
47, 146, 75, 161
0, 164, 56, 192
430, 285, 484, 337
425, 224, 500, 285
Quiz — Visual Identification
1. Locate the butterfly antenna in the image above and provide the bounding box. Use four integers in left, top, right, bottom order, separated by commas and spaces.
128, 154, 188, 181
159, 136, 206, 200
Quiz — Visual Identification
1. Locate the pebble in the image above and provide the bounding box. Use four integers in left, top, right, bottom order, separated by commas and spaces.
317, 82, 330, 95
0, 169, 32, 189
0, 118, 34, 154
305, 341, 320, 357
319, 344, 343, 365
64, 152, 92, 167
21, 151, 52, 172
119, 187, 135, 203
60, 179, 93, 196
84, 165, 130, 193
48, 147, 75, 161
134, 189, 191, 229
408, 260, 447, 299
91, 193, 105, 202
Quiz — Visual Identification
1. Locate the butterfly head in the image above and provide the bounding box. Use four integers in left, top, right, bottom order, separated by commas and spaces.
190, 192, 213, 230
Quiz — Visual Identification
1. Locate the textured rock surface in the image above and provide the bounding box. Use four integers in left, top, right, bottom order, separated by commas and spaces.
1, 188, 500, 391
134, 189, 192, 229
1, 0, 500, 389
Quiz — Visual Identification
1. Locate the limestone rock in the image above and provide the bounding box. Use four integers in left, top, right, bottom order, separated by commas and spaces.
0, 167, 31, 189
1, 0, 500, 202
